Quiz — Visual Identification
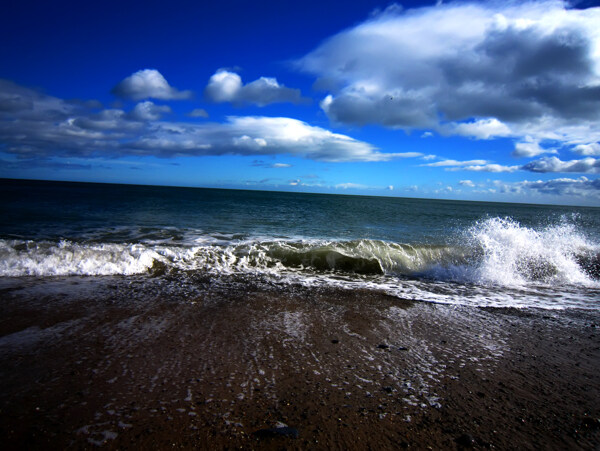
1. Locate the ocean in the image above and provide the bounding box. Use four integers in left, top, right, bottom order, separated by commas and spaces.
1, 178, 599, 310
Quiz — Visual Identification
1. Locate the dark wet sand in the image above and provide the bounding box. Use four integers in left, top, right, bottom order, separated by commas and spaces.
1, 283, 599, 450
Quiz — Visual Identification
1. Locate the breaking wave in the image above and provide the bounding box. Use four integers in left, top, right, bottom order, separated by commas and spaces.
433, 217, 599, 287
0, 218, 598, 290
0, 240, 160, 277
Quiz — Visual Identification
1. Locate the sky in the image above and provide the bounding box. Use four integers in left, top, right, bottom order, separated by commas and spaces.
1, 0, 600, 206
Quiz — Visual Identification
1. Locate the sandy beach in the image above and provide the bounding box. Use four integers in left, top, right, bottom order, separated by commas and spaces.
0, 279, 599, 450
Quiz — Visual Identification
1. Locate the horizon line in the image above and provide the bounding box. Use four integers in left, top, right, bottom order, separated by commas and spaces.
2, 177, 598, 209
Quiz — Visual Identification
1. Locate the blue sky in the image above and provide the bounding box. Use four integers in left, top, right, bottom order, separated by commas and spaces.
1, 0, 600, 206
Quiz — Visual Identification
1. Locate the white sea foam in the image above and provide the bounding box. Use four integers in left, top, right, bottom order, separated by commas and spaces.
0, 240, 160, 276
0, 217, 598, 309
1, 219, 597, 286
427, 217, 599, 288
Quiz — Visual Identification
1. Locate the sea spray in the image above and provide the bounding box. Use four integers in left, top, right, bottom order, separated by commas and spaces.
1, 213, 599, 309
1, 219, 597, 286
466, 217, 597, 286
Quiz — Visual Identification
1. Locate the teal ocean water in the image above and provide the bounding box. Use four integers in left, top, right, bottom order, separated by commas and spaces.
1, 179, 599, 309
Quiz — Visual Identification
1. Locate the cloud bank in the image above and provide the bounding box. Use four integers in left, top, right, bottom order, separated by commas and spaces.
455, 176, 600, 201
496, 176, 600, 198
299, 1, 600, 152
0, 79, 410, 163
205, 70, 308, 106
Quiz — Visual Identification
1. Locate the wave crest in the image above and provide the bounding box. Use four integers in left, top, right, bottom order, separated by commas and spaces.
462, 217, 598, 286
0, 240, 159, 276
0, 217, 597, 290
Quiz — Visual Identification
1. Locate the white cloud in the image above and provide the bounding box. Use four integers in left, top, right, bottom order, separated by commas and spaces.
423, 159, 520, 172
451, 118, 512, 140
0, 80, 409, 163
522, 156, 600, 173
395, 152, 425, 158
494, 176, 600, 199
459, 180, 475, 187
129, 101, 171, 121
271, 163, 291, 168
519, 177, 600, 197
205, 69, 307, 106
424, 159, 488, 167
335, 182, 370, 190
457, 164, 520, 173
512, 137, 556, 158
299, 1, 600, 150
130, 116, 395, 162
112, 69, 192, 101
204, 70, 241, 102
434, 186, 454, 194
574, 143, 600, 156
387, 185, 394, 190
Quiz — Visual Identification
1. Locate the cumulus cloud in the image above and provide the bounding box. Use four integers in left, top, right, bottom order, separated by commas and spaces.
574, 142, 600, 156
0, 79, 415, 163
522, 156, 600, 173
299, 1, 600, 150
512, 137, 556, 158
112, 69, 192, 101
459, 180, 475, 187
129, 101, 171, 121
451, 118, 512, 140
205, 70, 308, 106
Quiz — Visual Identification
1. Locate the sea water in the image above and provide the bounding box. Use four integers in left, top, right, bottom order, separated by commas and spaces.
1, 179, 598, 309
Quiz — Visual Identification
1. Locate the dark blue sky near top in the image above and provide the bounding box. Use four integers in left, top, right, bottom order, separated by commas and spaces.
1, 0, 600, 205
1, 0, 398, 99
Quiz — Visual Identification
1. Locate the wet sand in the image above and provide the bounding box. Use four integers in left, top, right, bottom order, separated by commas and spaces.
0, 282, 599, 449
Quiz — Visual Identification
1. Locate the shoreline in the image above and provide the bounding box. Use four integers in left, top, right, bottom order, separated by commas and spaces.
1, 282, 599, 449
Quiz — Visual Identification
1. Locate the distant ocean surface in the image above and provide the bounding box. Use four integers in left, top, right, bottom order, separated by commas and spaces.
1, 179, 599, 310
